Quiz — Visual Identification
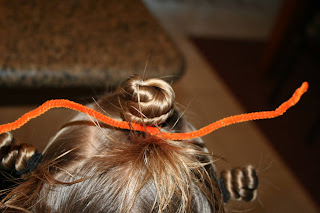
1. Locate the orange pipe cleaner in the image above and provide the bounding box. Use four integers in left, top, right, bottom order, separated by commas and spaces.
0, 82, 308, 141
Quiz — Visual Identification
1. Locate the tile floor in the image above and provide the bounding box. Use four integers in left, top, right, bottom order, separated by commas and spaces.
143, 0, 319, 212
143, 0, 281, 39
0, 0, 319, 212
169, 32, 319, 213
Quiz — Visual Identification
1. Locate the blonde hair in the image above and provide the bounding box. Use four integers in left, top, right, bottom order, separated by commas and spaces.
0, 76, 257, 212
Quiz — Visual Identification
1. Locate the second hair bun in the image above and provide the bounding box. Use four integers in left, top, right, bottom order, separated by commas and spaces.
121, 75, 175, 126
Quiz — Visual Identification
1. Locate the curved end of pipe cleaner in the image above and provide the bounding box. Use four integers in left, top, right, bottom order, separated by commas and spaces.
0, 81, 310, 141
293, 82, 308, 105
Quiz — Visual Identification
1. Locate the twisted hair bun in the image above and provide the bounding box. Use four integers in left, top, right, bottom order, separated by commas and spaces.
0, 132, 38, 173
121, 75, 175, 126
219, 165, 258, 202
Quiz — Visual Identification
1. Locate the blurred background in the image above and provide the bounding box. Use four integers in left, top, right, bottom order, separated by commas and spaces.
144, 0, 320, 211
0, 0, 319, 212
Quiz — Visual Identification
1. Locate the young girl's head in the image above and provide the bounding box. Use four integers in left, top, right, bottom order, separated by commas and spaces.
0, 75, 258, 212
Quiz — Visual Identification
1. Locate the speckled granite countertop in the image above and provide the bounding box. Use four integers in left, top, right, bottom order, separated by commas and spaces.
0, 0, 184, 88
